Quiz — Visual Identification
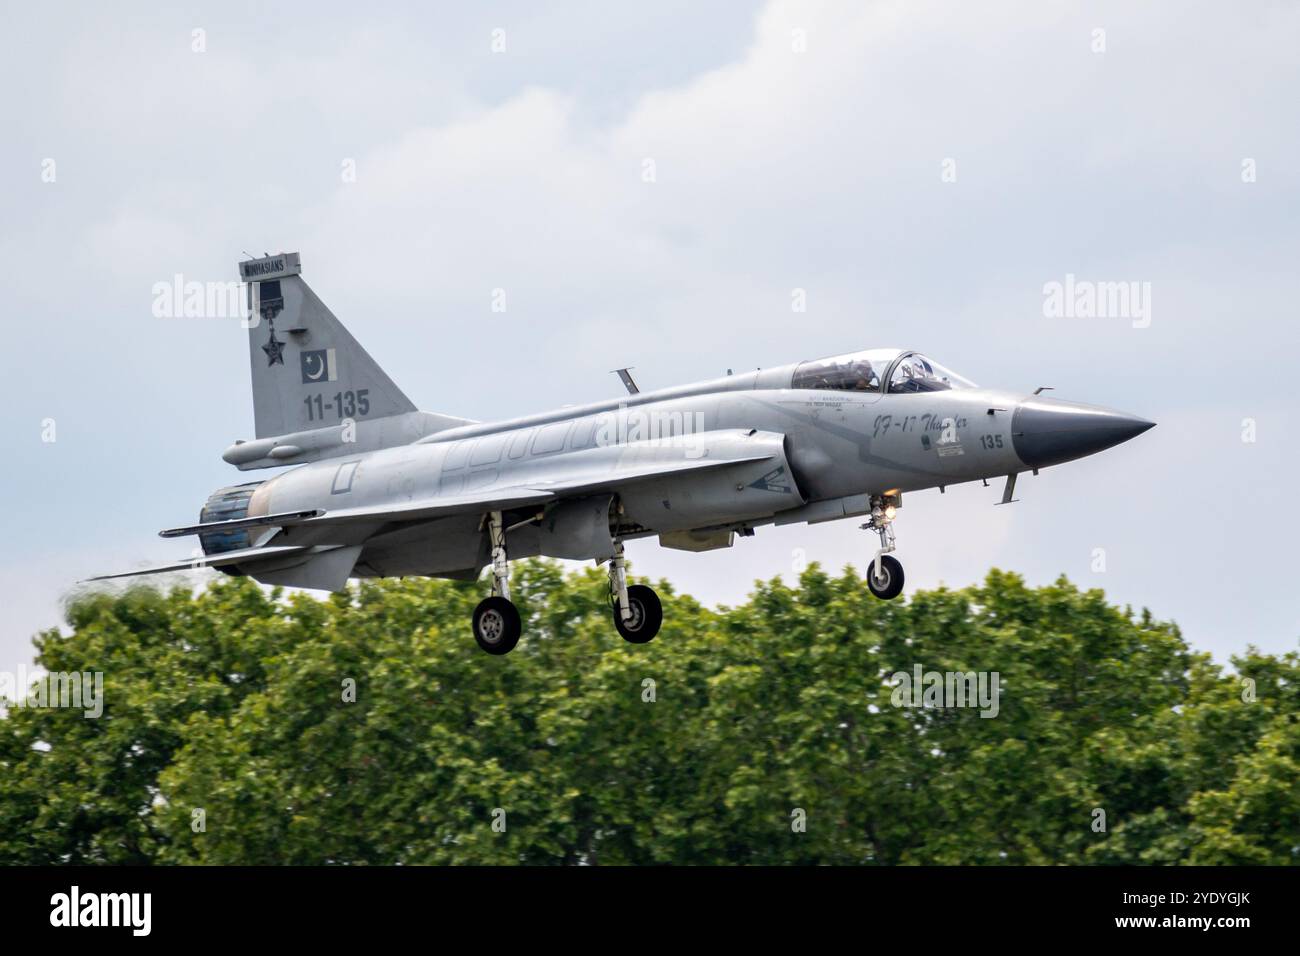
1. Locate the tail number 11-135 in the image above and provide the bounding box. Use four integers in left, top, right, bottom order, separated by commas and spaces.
305, 389, 370, 421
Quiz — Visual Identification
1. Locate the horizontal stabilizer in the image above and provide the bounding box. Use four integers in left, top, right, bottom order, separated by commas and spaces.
83, 544, 313, 582
159, 510, 324, 539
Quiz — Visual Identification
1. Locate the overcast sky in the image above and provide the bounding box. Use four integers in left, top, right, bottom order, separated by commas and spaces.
2, 0, 1296, 672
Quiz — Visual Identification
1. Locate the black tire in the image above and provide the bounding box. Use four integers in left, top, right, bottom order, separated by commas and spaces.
613, 584, 662, 644
866, 555, 904, 600
472, 596, 521, 655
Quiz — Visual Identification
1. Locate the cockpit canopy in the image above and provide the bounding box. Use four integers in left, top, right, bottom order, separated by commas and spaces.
791, 349, 975, 394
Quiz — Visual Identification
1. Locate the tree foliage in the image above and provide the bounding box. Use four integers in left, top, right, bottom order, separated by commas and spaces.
1, 563, 1295, 865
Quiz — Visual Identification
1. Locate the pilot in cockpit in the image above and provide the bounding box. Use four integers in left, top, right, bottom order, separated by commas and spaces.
850, 359, 878, 392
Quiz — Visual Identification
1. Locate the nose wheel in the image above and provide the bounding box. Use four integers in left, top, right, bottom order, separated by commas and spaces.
862, 494, 905, 600
865, 554, 904, 600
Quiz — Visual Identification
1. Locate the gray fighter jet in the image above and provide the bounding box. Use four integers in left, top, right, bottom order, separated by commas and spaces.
93, 252, 1155, 655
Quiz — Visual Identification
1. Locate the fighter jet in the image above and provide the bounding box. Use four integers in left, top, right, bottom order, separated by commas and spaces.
93, 252, 1155, 655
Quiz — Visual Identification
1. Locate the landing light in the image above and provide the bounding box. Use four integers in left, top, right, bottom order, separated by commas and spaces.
884, 505, 897, 520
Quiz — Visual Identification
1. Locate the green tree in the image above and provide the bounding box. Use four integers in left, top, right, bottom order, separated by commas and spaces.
0, 563, 1295, 865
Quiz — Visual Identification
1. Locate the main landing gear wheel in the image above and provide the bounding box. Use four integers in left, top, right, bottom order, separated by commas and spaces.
614, 584, 662, 644
866, 554, 904, 600
472, 596, 521, 655
471, 511, 521, 655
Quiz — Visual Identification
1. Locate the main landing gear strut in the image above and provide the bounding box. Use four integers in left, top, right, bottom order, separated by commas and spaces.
469, 512, 663, 655
861, 494, 904, 600
471, 510, 522, 655
607, 539, 662, 645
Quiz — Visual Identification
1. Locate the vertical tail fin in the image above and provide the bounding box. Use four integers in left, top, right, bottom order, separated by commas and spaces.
240, 252, 416, 439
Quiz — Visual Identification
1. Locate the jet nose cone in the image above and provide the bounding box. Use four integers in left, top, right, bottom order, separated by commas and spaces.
1012, 398, 1155, 470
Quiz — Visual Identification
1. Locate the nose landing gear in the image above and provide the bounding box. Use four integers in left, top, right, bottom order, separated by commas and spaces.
862, 494, 905, 600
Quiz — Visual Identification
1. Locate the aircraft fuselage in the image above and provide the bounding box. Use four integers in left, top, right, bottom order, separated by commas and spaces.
238, 358, 1149, 582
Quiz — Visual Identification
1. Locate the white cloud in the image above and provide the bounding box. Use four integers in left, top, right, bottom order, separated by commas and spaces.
2, 0, 1297, 666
